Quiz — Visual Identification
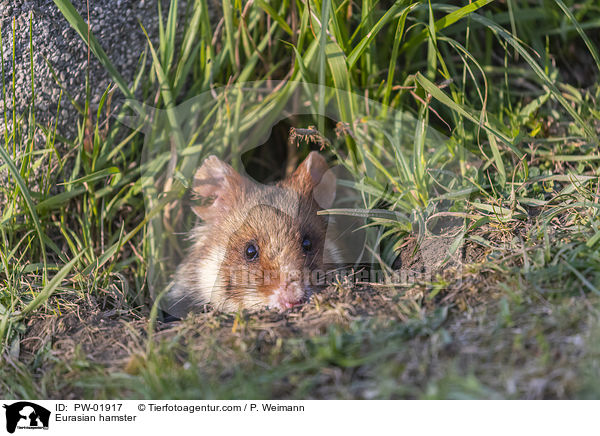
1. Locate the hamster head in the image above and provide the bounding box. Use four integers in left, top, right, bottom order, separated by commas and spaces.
177, 151, 336, 312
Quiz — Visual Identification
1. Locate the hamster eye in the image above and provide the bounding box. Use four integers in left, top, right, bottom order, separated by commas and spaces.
301, 236, 312, 253
244, 243, 259, 261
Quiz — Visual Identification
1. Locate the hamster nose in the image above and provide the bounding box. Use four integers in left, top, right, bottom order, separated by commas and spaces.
283, 300, 302, 309
270, 278, 306, 310
279, 295, 304, 310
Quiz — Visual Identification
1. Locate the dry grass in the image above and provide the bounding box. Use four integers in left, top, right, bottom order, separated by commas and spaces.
6, 215, 595, 399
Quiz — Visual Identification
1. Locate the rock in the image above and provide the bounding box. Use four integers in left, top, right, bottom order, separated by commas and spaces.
0, 0, 222, 199
0, 0, 221, 150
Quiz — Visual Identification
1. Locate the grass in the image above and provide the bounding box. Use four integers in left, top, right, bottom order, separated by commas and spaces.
0, 0, 599, 399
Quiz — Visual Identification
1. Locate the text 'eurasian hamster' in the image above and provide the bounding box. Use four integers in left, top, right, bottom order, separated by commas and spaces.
168, 151, 341, 314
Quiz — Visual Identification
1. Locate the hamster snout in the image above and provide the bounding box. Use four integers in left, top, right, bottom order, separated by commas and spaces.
168, 151, 338, 314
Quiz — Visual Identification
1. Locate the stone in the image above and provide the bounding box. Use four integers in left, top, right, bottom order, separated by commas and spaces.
0, 0, 220, 148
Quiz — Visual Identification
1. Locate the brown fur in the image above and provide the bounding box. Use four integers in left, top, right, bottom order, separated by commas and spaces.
167, 152, 338, 315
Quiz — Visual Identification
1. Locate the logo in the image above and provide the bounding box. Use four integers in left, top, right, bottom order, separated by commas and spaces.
2, 402, 50, 434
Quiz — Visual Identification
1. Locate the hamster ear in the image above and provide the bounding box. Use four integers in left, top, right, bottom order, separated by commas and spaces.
191, 155, 249, 219
288, 151, 336, 209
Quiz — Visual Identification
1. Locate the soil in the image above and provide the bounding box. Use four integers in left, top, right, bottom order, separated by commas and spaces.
18, 226, 494, 373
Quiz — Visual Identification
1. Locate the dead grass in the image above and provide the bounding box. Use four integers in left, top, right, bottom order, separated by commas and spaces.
9, 217, 597, 399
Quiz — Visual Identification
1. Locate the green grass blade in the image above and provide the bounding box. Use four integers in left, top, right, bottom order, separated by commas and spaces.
554, 0, 600, 73
469, 10, 599, 142
487, 130, 506, 188
0, 145, 48, 283
426, 0, 438, 81
16, 251, 85, 319
52, 0, 133, 99
255, 0, 293, 36
164, 0, 178, 73
318, 0, 332, 136
173, 0, 206, 91
347, 0, 409, 69
401, 0, 495, 54
62, 167, 120, 186
382, 4, 416, 110
415, 72, 523, 159
222, 0, 236, 67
